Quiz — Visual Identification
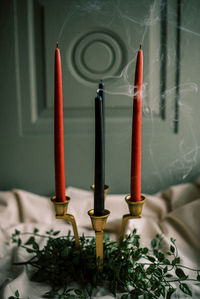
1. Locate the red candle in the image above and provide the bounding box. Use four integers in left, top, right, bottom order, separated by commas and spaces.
130, 45, 143, 202
54, 43, 66, 202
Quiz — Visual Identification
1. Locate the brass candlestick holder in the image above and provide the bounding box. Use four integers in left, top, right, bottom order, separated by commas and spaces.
120, 195, 146, 240
90, 184, 109, 199
51, 190, 146, 271
88, 209, 110, 271
51, 196, 80, 249
89, 184, 110, 270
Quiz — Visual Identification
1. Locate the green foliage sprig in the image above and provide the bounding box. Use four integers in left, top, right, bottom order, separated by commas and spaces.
10, 228, 200, 299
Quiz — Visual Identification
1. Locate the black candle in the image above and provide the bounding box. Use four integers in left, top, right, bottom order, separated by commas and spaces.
98, 81, 105, 123
98, 81, 105, 184
94, 95, 105, 216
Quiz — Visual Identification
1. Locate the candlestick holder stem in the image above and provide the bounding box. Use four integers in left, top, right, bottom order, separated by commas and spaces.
51, 196, 80, 249
120, 195, 146, 240
88, 209, 110, 271
95, 230, 104, 269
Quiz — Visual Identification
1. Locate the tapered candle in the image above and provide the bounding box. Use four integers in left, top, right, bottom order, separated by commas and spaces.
54, 43, 66, 202
130, 44, 143, 202
98, 80, 105, 184
94, 95, 105, 216
98, 80, 105, 127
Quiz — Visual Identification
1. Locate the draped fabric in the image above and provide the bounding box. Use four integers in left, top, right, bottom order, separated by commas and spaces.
0, 180, 200, 298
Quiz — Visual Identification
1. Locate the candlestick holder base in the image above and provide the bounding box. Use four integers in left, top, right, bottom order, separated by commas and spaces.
88, 209, 110, 271
51, 196, 80, 249
90, 184, 109, 200
120, 195, 146, 240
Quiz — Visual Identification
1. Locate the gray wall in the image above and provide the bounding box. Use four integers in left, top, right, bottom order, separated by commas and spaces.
0, 0, 200, 196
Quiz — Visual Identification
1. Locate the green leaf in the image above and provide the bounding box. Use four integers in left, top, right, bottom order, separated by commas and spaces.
151, 239, 157, 248
147, 255, 155, 263
163, 258, 170, 265
17, 239, 21, 247
166, 288, 176, 299
170, 237, 176, 244
142, 247, 148, 254
175, 268, 188, 280
172, 257, 180, 265
33, 228, 39, 234
160, 285, 165, 297
33, 242, 39, 250
121, 295, 129, 299
25, 236, 35, 245
157, 267, 163, 275
132, 237, 140, 248
74, 289, 83, 295
197, 274, 200, 281
153, 249, 159, 258
170, 245, 175, 254
15, 229, 20, 235
53, 231, 60, 236
15, 290, 19, 297
158, 252, 165, 262
154, 267, 163, 277
163, 266, 168, 273
65, 288, 75, 294
7, 297, 15, 299
26, 248, 35, 253
179, 283, 192, 296
132, 228, 137, 235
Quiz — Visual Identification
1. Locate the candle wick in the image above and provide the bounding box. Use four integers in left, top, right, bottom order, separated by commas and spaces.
99, 80, 104, 89
139, 43, 142, 50
56, 41, 59, 48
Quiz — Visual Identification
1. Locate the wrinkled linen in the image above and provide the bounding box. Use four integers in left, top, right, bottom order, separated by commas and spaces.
0, 180, 200, 298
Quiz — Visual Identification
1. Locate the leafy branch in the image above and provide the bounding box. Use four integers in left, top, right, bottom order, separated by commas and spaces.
9, 228, 200, 298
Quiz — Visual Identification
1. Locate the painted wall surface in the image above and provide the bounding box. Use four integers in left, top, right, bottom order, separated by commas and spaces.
0, 0, 200, 196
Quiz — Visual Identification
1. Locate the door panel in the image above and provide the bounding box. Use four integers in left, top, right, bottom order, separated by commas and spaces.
1, 0, 200, 195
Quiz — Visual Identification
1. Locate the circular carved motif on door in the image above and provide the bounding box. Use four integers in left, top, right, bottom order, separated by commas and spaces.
69, 31, 126, 84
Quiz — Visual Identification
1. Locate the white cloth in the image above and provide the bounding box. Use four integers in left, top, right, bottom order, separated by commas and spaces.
0, 181, 200, 298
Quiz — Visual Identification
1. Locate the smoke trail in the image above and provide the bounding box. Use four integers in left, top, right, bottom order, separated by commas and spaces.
55, 0, 200, 192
